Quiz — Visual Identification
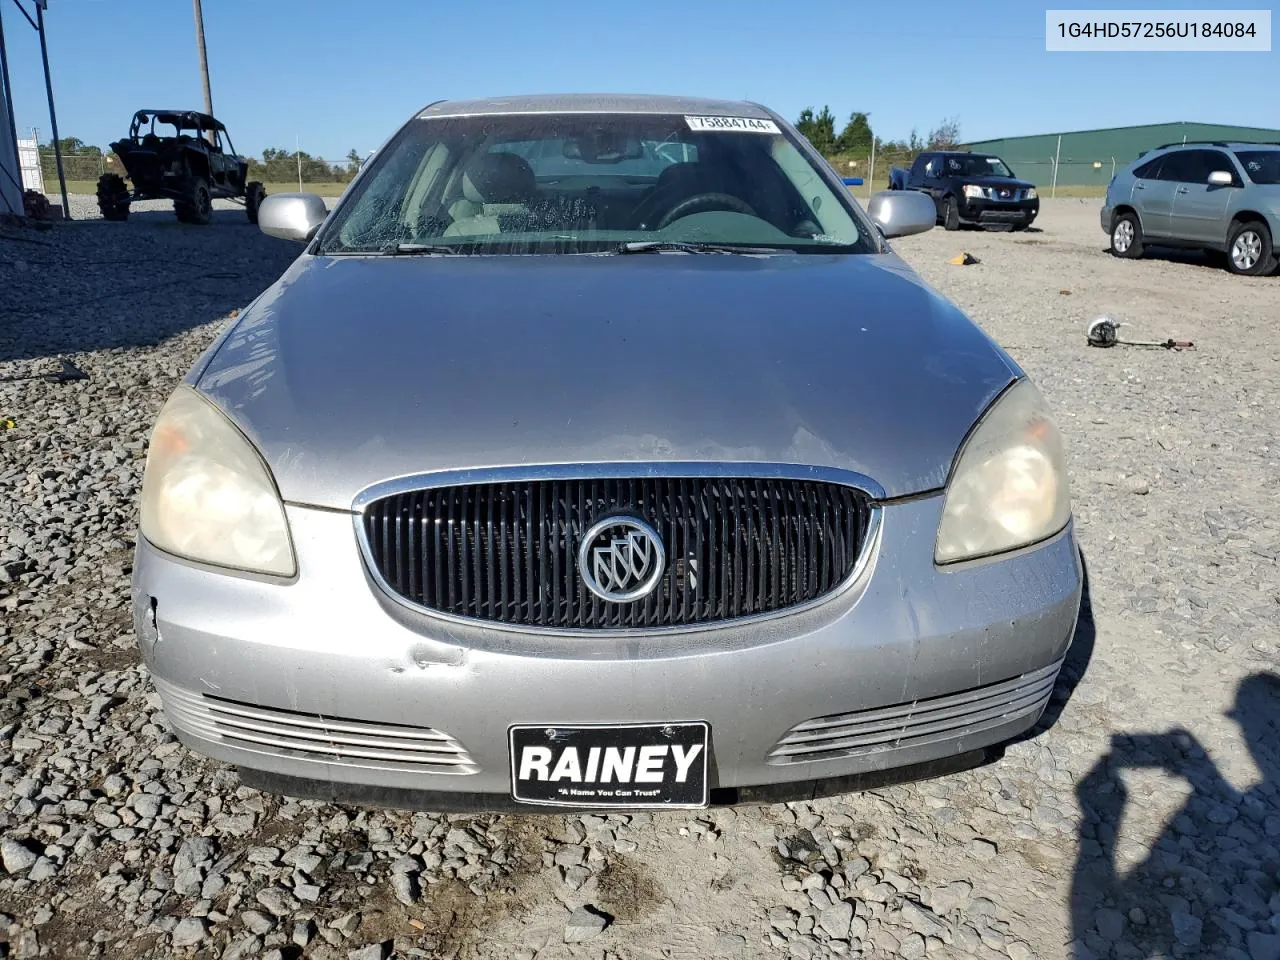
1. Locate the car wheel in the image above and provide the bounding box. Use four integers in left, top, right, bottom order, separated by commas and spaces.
1226, 220, 1277, 276
95, 173, 130, 222
943, 196, 961, 231
176, 178, 213, 226
245, 181, 266, 224
1110, 212, 1144, 258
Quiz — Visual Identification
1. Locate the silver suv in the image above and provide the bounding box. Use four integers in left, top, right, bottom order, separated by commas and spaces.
1102, 142, 1280, 276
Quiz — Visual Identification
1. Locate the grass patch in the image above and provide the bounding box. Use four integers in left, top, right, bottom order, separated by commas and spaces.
1042, 184, 1107, 198
262, 181, 349, 197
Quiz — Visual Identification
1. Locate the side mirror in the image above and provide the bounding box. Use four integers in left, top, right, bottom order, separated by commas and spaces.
1208, 170, 1233, 187
867, 190, 935, 239
258, 193, 328, 242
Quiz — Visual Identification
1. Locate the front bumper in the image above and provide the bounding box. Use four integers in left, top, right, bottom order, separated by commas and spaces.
1100, 204, 1114, 234
132, 495, 1082, 806
958, 198, 1039, 226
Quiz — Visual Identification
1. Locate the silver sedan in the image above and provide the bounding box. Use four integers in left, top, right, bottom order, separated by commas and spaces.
131, 94, 1081, 811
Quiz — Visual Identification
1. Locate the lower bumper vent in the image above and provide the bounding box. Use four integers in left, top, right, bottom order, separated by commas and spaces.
767, 659, 1062, 765
154, 677, 478, 775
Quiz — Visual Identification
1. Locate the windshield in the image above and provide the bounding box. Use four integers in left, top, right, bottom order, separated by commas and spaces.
132, 113, 211, 140
943, 154, 1015, 178
1235, 150, 1280, 185
316, 113, 876, 255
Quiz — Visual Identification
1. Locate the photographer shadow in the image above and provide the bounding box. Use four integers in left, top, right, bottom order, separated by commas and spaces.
1071, 672, 1280, 958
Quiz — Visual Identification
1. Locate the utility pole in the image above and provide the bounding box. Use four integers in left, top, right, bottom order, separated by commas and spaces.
867, 135, 876, 200
1051, 134, 1062, 199
35, 0, 69, 218
192, 0, 213, 120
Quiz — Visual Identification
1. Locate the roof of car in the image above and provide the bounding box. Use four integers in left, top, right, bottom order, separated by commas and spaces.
1152, 140, 1280, 151
135, 109, 225, 130
417, 94, 773, 120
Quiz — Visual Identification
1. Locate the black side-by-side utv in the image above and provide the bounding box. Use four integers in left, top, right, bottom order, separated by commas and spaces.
97, 110, 265, 225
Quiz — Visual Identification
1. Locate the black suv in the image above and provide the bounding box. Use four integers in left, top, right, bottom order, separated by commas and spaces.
890, 151, 1039, 231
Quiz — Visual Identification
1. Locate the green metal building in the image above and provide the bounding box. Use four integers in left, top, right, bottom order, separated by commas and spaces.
963, 122, 1280, 190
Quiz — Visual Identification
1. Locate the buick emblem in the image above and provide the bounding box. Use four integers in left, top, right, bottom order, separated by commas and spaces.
578, 516, 665, 603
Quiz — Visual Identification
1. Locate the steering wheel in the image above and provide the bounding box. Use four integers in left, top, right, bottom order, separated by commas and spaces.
655, 192, 758, 230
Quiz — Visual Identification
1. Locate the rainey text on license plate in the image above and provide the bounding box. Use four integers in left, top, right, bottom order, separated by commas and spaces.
510, 722, 708, 807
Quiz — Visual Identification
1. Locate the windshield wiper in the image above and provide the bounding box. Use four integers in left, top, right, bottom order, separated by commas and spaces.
383, 242, 466, 255
614, 240, 785, 255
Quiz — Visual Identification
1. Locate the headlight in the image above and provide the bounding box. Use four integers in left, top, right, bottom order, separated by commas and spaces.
1026, 188, 1039, 200
140, 387, 296, 576
962, 184, 986, 200
935, 380, 1070, 564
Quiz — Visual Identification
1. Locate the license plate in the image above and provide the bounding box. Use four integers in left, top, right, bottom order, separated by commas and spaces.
509, 722, 709, 808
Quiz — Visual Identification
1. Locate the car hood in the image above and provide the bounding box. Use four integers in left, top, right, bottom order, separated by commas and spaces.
196, 253, 1018, 508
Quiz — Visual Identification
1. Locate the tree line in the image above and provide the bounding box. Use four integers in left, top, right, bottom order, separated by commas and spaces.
249, 147, 364, 183
793, 108, 963, 157
39, 114, 961, 185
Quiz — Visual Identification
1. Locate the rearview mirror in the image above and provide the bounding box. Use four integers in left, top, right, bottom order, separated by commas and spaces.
258, 193, 328, 242
1208, 170, 1233, 186
564, 132, 644, 164
867, 190, 935, 239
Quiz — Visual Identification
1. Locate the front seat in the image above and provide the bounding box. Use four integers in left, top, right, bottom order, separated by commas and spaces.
444, 152, 537, 237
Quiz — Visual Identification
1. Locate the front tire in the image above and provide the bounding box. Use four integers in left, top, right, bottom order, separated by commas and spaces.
1110, 212, 1144, 258
245, 181, 266, 224
1226, 220, 1276, 276
95, 173, 130, 221
943, 196, 961, 231
175, 177, 213, 225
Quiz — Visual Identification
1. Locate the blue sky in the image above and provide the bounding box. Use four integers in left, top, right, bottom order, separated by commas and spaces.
3, 0, 1276, 160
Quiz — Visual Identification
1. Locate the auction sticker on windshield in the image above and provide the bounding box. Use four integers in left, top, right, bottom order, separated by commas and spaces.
685, 116, 780, 134
510, 722, 709, 808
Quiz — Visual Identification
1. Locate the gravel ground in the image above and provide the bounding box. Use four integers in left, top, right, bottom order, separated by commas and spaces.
2, 197, 1279, 960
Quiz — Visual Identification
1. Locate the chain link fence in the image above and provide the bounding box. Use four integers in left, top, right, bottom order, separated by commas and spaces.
991, 158, 1118, 194
823, 149, 1112, 196
40, 145, 1112, 200
824, 149, 922, 194
40, 151, 361, 195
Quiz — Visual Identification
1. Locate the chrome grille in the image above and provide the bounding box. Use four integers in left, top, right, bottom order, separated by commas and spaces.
767, 659, 1062, 764
155, 678, 478, 774
361, 476, 873, 629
